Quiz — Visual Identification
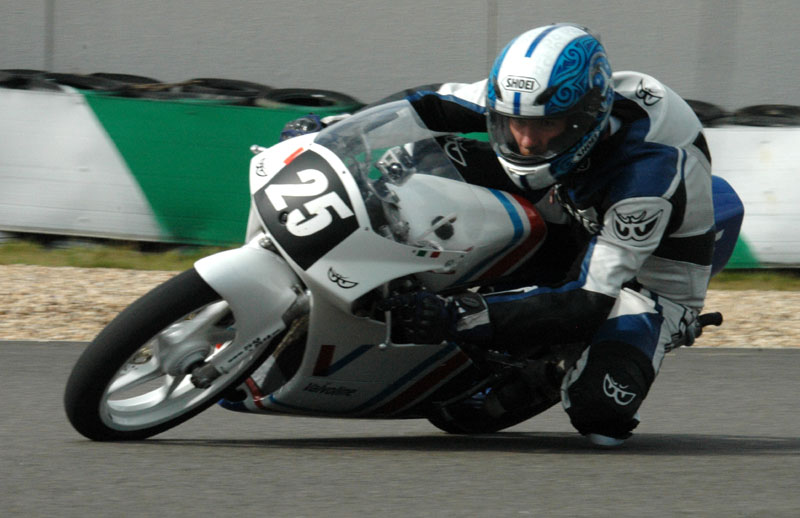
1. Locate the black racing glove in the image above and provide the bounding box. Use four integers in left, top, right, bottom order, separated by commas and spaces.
377, 290, 492, 345
279, 114, 324, 141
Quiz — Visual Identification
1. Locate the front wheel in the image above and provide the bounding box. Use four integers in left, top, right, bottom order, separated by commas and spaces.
64, 268, 275, 441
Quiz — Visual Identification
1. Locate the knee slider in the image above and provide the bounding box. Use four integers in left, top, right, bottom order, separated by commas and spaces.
563, 341, 655, 438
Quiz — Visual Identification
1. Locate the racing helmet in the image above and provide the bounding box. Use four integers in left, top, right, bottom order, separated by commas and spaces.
487, 24, 614, 190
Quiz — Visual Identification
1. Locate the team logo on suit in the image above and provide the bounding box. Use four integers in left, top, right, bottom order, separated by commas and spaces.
443, 137, 467, 167
612, 208, 662, 241
635, 79, 663, 106
603, 374, 637, 406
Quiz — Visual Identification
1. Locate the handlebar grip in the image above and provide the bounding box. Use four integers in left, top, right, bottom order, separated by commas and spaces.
697, 312, 723, 328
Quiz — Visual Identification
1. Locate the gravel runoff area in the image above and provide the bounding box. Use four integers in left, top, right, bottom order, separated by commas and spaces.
0, 264, 797, 348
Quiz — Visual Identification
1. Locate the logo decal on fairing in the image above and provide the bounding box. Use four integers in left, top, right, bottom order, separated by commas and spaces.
602, 374, 637, 406
303, 382, 357, 397
612, 209, 662, 241
327, 267, 358, 289
635, 79, 663, 106
255, 157, 269, 177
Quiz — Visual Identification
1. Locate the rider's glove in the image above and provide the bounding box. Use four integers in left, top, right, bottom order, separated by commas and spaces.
377, 290, 492, 345
279, 113, 325, 141
279, 113, 352, 142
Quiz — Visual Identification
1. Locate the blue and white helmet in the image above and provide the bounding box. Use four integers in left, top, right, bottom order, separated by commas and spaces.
487, 24, 614, 190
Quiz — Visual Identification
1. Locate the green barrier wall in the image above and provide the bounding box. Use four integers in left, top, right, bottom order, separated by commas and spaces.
84, 92, 360, 245
726, 236, 760, 269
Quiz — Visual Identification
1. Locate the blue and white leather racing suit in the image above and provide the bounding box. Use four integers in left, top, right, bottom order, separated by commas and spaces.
391, 71, 715, 438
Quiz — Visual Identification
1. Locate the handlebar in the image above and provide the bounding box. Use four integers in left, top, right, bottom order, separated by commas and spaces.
697, 312, 723, 328
666, 311, 723, 352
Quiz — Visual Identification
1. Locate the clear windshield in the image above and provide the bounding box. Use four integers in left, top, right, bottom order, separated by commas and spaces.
314, 100, 485, 251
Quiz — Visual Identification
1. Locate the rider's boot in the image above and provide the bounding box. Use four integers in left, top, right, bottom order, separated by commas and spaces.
586, 433, 626, 447
584, 412, 639, 447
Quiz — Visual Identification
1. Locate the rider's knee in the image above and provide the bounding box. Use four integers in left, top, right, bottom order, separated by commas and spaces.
562, 340, 655, 438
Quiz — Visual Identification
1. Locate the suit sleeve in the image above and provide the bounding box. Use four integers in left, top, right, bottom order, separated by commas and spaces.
484, 196, 672, 348
368, 81, 488, 134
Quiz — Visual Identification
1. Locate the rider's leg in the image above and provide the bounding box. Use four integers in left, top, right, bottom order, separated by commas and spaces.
561, 339, 655, 443
561, 287, 693, 445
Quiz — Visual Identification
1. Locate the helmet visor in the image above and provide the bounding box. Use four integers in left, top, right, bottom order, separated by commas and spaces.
488, 110, 595, 167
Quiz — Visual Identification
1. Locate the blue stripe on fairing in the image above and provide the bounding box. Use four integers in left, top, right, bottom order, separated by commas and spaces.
455, 189, 522, 284
350, 344, 458, 413
323, 343, 374, 376
266, 393, 308, 412
494, 189, 524, 240
405, 91, 486, 115
526, 25, 560, 57
485, 237, 598, 303
264, 344, 459, 414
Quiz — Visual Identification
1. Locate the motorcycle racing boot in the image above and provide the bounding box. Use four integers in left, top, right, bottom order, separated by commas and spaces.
586, 433, 626, 447
584, 413, 640, 448
484, 342, 587, 418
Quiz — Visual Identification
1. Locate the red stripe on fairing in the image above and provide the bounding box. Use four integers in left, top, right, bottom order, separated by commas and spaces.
245, 378, 267, 410
313, 345, 336, 376
284, 147, 304, 165
481, 194, 547, 278
371, 350, 470, 415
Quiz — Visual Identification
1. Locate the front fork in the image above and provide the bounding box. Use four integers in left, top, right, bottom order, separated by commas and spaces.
188, 236, 307, 387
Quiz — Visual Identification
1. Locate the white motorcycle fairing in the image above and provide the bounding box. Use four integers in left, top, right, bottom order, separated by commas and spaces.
212, 101, 549, 417
193, 241, 302, 376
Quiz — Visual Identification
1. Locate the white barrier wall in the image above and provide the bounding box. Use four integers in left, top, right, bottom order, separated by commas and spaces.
0, 88, 164, 241
705, 126, 800, 266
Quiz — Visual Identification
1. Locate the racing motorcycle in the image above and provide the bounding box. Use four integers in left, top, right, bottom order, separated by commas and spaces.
64, 100, 743, 441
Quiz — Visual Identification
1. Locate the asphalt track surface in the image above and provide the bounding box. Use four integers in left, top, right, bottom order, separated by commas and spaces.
3, 342, 798, 517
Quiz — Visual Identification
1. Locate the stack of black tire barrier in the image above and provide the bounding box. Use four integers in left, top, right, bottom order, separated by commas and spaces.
0, 69, 65, 92
685, 99, 800, 127
0, 69, 364, 110
3, 70, 799, 125
721, 104, 800, 127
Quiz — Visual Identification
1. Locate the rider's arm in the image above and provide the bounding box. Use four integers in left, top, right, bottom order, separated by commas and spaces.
484, 196, 673, 347
368, 81, 489, 134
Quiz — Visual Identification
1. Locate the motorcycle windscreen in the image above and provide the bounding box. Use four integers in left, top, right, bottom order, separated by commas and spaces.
312, 100, 489, 253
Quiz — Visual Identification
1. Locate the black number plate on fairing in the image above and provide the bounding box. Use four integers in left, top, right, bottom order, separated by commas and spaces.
254, 150, 358, 270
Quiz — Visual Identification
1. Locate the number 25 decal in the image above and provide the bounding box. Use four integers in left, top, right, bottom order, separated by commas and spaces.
264, 169, 354, 237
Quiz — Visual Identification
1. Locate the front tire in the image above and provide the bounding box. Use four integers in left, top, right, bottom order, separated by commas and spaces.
64, 268, 274, 441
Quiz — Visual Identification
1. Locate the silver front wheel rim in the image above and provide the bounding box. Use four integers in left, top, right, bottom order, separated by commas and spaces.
98, 301, 244, 431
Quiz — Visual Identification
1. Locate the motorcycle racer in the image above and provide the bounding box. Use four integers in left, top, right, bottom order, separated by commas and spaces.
378, 23, 716, 446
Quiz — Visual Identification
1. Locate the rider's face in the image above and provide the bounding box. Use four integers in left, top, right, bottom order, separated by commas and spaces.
508, 117, 567, 156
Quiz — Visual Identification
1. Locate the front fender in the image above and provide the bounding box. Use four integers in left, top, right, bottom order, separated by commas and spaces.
194, 244, 302, 359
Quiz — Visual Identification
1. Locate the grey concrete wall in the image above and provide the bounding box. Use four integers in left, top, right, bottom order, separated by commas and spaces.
2, 0, 798, 109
